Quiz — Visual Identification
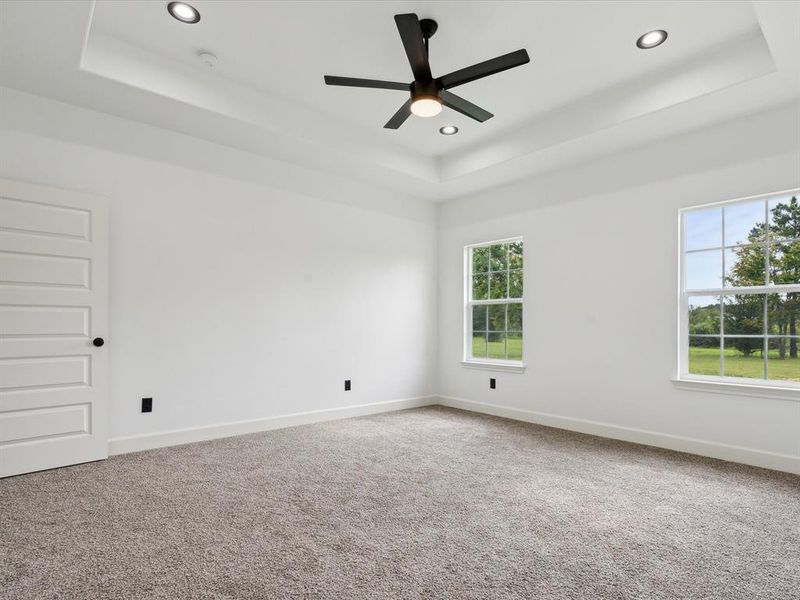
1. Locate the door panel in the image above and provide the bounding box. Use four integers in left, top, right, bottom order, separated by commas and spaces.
0, 195, 91, 239
0, 305, 90, 338
0, 355, 91, 390
0, 251, 90, 288
0, 403, 89, 444
0, 179, 108, 477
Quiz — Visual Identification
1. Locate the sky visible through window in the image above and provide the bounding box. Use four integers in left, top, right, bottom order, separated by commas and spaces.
684, 195, 799, 290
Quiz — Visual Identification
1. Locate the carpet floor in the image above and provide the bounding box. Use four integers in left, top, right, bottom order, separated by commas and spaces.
1, 406, 798, 599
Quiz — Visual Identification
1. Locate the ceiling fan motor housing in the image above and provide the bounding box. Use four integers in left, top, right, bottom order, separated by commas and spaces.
411, 79, 440, 102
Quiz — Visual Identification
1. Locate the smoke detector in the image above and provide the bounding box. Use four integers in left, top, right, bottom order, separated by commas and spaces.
198, 51, 218, 68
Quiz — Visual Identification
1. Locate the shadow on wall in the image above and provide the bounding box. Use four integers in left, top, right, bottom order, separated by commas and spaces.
440, 104, 800, 227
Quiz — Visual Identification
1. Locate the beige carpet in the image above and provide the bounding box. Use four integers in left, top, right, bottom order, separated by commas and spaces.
1, 406, 798, 599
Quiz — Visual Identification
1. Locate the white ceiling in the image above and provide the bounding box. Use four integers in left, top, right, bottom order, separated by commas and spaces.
88, 1, 762, 156
1, 1, 799, 202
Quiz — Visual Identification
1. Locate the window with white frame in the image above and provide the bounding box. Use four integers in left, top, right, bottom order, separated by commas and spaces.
465, 238, 523, 363
680, 190, 800, 387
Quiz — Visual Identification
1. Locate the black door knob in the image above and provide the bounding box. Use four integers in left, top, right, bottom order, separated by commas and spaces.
93, 337, 105, 347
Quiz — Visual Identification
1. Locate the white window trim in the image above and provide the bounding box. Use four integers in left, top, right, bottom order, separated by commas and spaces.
460, 359, 526, 373
676, 188, 800, 396
462, 236, 526, 373
671, 376, 800, 402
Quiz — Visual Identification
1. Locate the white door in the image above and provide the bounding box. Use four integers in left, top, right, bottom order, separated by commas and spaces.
0, 178, 109, 478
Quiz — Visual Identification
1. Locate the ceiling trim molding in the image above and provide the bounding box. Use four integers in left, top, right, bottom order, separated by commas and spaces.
1, 1, 799, 203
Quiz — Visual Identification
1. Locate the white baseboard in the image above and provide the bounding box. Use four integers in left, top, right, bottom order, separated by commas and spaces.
437, 395, 800, 475
108, 395, 437, 456
109, 393, 799, 475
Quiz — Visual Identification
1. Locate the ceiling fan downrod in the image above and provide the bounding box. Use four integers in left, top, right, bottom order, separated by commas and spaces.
419, 18, 438, 57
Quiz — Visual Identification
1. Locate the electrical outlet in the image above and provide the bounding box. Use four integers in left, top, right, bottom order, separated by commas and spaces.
141, 397, 153, 413
344, 379, 351, 391
489, 378, 496, 390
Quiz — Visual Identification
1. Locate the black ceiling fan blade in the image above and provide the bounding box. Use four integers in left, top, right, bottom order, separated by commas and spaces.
384, 98, 414, 129
437, 49, 530, 90
440, 90, 493, 122
324, 76, 410, 91
394, 13, 432, 82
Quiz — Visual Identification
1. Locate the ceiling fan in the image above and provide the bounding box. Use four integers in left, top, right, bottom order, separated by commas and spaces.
324, 13, 530, 129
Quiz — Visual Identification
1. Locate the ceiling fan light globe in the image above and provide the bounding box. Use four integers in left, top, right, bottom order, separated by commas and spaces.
410, 97, 442, 118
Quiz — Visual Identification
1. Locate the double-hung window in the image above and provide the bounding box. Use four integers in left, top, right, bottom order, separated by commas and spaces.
465, 238, 523, 367
679, 190, 800, 388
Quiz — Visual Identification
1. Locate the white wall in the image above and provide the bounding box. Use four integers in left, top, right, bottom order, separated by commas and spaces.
438, 104, 800, 469
0, 115, 438, 442
2, 88, 798, 472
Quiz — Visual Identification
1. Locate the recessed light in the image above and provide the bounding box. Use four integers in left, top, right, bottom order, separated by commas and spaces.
410, 97, 442, 118
439, 125, 458, 135
636, 30, 667, 49
168, 2, 200, 24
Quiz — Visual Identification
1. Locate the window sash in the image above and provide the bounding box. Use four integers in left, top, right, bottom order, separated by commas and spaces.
679, 189, 800, 389
468, 298, 524, 306
465, 237, 523, 363
686, 284, 800, 296
684, 235, 800, 253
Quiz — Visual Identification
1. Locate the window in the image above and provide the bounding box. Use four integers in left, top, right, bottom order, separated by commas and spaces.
680, 190, 800, 388
465, 238, 523, 367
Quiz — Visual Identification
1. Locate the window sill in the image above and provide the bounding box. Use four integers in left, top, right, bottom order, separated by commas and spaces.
461, 360, 526, 373
672, 377, 800, 402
